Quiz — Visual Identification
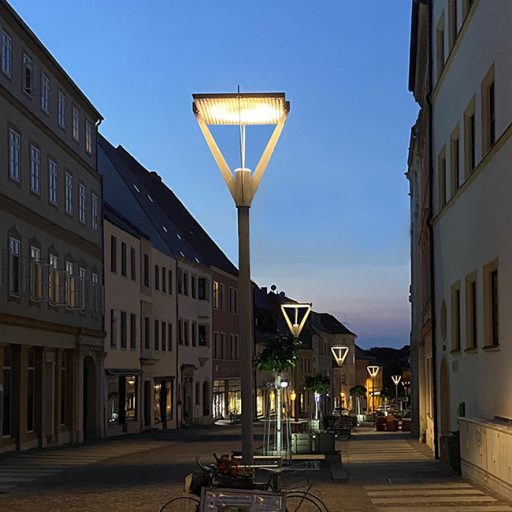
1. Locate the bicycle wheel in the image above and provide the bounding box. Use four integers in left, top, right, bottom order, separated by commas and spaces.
159, 496, 200, 512
285, 492, 329, 512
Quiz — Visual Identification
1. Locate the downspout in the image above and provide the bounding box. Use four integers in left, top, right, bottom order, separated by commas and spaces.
426, 0, 440, 460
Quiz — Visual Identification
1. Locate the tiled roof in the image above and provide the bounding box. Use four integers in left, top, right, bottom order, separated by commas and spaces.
310, 311, 356, 337
103, 201, 149, 240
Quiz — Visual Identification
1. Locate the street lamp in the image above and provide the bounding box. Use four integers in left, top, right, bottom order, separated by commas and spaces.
331, 346, 349, 413
391, 374, 402, 412
193, 91, 290, 464
281, 303, 312, 338
367, 365, 380, 415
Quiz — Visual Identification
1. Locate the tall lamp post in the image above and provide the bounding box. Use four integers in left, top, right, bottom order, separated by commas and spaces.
331, 346, 349, 413
391, 374, 402, 412
193, 92, 290, 464
367, 365, 380, 415
279, 303, 311, 454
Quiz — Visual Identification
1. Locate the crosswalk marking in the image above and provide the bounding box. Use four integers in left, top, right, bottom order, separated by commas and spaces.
367, 488, 485, 496
376, 507, 512, 512
0, 440, 169, 492
371, 495, 497, 504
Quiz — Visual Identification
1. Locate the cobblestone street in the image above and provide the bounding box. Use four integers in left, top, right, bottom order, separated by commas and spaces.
0, 425, 511, 512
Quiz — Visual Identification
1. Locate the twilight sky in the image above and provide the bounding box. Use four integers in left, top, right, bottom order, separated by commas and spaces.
10, 1, 418, 349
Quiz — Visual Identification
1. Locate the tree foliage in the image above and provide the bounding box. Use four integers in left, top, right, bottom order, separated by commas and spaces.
253, 334, 300, 374
349, 385, 367, 397
304, 374, 330, 395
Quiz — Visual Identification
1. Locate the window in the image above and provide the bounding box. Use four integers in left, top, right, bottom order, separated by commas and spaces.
91, 192, 99, 230
110, 236, 117, 273
48, 254, 58, 305
8, 237, 20, 296
49, 159, 58, 205
198, 277, 208, 300
8, 128, 20, 181
130, 247, 136, 280
195, 381, 200, 406
107, 375, 119, 424
184, 319, 189, 346
203, 381, 210, 416
178, 318, 183, 345
436, 16, 445, 80
199, 325, 209, 347
451, 281, 461, 352
219, 283, 225, 310
438, 149, 447, 209
450, 127, 460, 196
3, 346, 12, 436
72, 106, 80, 141
1, 30, 12, 77
155, 265, 160, 290
192, 321, 197, 347
41, 72, 50, 113
78, 183, 86, 223
484, 260, 499, 347
91, 272, 100, 315
161, 322, 166, 352
65, 261, 75, 308
110, 310, 117, 348
144, 317, 150, 349
120, 311, 127, 349
143, 254, 149, 287
228, 334, 233, 359
168, 323, 173, 351
30, 145, 40, 193
58, 90, 66, 128
30, 245, 42, 300
234, 335, 239, 360
130, 313, 136, 350
155, 320, 160, 351
466, 273, 477, 350
213, 332, 219, 358
27, 349, 35, 432
168, 269, 173, 294
448, 0, 457, 50
482, 68, 496, 152
121, 242, 127, 276
229, 288, 239, 314
191, 275, 196, 298
464, 99, 476, 175
22, 53, 32, 96
85, 120, 92, 154
219, 332, 225, 358
183, 271, 189, 295
65, 172, 73, 214
213, 281, 219, 308
177, 269, 182, 294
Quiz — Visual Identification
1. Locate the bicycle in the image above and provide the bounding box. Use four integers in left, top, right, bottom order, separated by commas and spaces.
159, 457, 329, 512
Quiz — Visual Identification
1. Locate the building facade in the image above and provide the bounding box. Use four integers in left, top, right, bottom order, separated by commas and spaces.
0, 0, 104, 452
410, 0, 512, 497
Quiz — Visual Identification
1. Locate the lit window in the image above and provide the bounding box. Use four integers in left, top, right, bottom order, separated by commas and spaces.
41, 72, 50, 113
30, 145, 40, 193
8, 128, 20, 181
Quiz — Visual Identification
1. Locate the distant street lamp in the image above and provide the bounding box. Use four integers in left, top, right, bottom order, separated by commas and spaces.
331, 346, 349, 413
193, 92, 290, 463
367, 365, 380, 415
391, 374, 402, 412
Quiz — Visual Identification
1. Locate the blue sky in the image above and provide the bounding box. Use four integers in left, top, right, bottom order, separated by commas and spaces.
11, 1, 418, 348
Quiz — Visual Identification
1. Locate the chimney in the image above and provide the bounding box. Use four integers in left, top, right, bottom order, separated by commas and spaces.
149, 170, 162, 181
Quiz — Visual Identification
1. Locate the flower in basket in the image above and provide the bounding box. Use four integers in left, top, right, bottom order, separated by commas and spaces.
214, 453, 239, 477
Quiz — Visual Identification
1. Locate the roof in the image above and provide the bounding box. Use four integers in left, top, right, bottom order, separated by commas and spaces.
116, 146, 238, 276
98, 134, 237, 277
1, 1, 102, 121
311, 312, 356, 337
103, 201, 149, 240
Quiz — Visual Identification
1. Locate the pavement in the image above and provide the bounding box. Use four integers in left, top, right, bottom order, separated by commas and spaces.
0, 424, 511, 511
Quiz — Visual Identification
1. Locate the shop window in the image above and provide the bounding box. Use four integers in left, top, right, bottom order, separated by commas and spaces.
107, 376, 119, 423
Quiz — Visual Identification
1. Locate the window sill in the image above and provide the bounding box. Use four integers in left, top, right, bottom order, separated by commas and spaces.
464, 348, 478, 353
483, 344, 500, 352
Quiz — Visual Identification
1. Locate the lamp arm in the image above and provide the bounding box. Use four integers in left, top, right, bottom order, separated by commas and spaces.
195, 113, 236, 200
250, 112, 288, 200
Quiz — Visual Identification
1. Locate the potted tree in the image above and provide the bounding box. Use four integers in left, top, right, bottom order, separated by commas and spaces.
304, 374, 330, 431
254, 334, 300, 456
349, 385, 367, 425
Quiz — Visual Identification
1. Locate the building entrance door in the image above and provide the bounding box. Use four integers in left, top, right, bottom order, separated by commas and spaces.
83, 356, 97, 439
